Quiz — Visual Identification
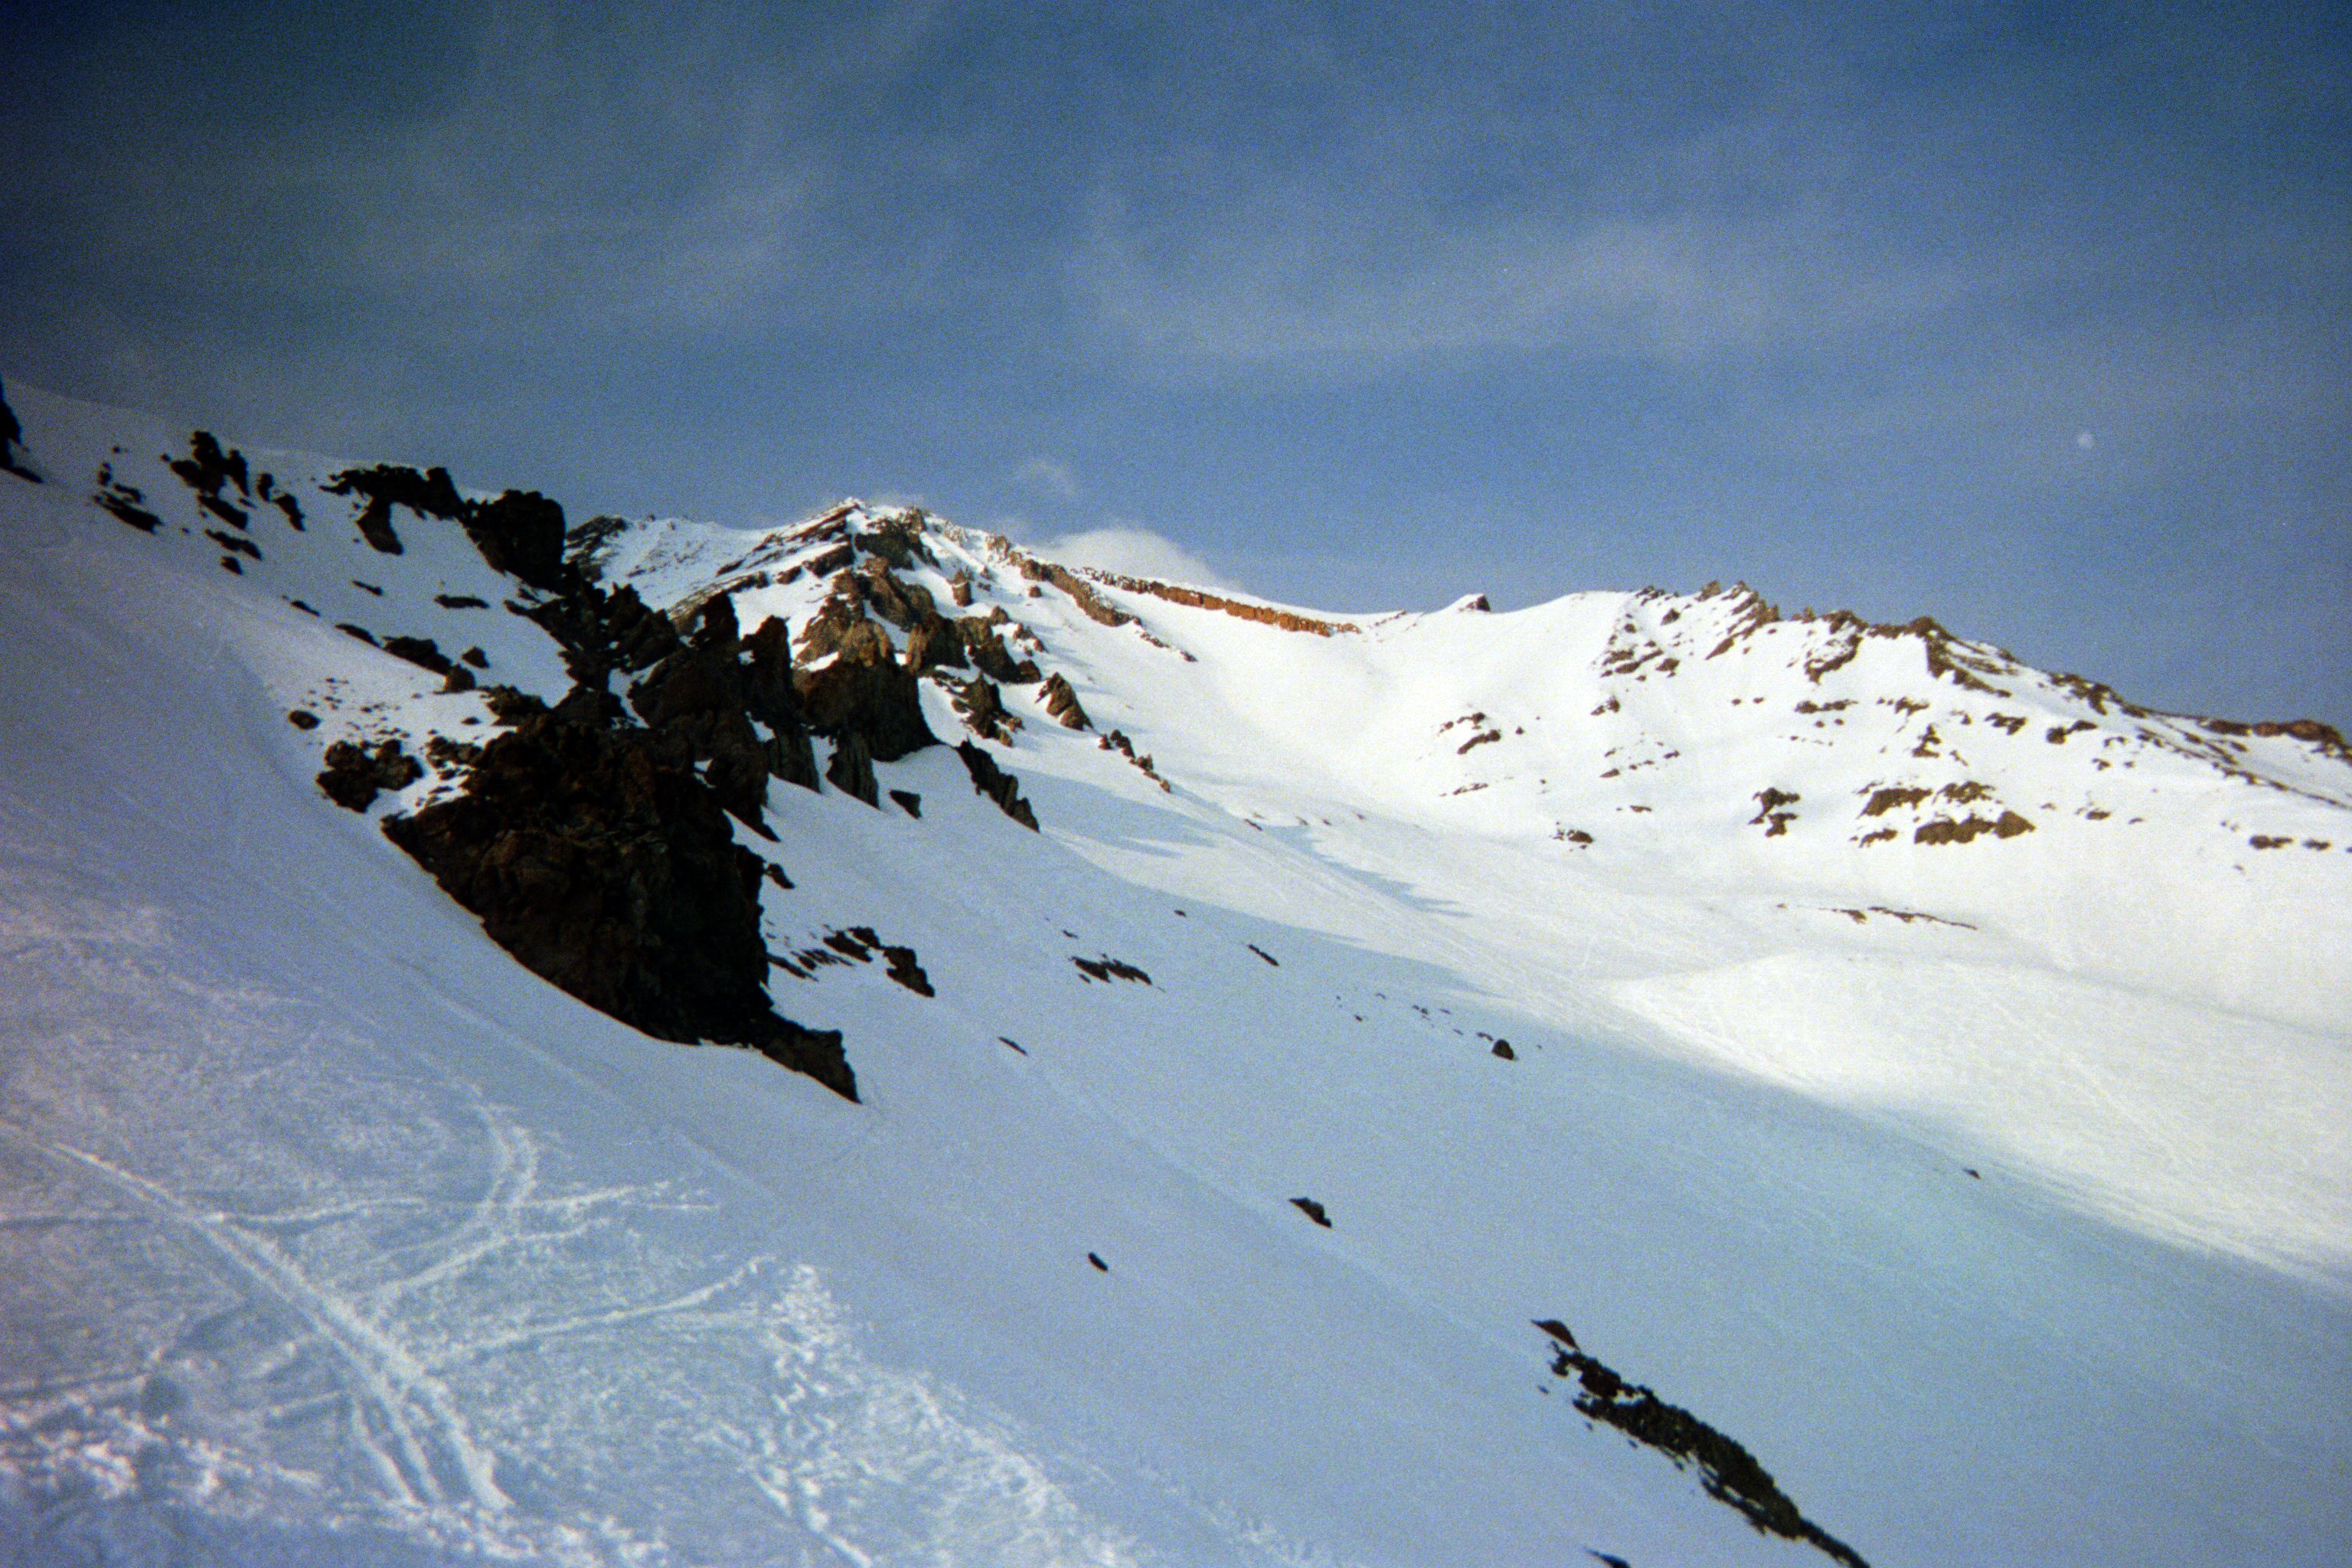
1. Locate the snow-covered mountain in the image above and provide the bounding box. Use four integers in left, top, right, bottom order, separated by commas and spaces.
2, 378, 2346, 1568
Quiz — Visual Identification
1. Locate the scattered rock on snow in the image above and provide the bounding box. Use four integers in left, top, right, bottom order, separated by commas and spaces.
1532, 1320, 1868, 1568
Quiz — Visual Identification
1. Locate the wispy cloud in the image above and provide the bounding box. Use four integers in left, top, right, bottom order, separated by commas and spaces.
1014, 456, 1081, 501
1029, 523, 1232, 590
1075, 189, 1973, 371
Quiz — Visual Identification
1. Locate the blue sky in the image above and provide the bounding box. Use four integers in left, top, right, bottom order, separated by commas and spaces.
4, 1, 2346, 724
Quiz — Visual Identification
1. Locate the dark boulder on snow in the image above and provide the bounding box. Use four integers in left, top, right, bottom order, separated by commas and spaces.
381, 697, 855, 1100
0, 377, 39, 482
317, 738, 423, 812
382, 635, 454, 676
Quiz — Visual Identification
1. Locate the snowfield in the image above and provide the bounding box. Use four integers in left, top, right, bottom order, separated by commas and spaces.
2, 382, 2347, 1566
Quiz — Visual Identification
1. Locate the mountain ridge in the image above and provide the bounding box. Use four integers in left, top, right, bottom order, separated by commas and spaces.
3, 374, 2347, 1566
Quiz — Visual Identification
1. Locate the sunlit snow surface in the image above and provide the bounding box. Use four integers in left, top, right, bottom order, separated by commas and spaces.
2, 386, 2347, 1566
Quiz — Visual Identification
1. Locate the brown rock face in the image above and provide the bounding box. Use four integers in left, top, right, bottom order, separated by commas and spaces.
1081, 570, 1361, 635
383, 701, 855, 1099
796, 655, 936, 766
903, 615, 966, 676
957, 617, 1042, 685
1040, 673, 1091, 730
954, 676, 1017, 743
792, 587, 936, 772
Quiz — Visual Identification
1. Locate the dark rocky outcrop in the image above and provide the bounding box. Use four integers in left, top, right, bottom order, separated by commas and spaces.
1081, 568, 1362, 636
1016, 555, 1136, 628
1072, 954, 1151, 985
814, 925, 933, 997
256, 471, 304, 530
324, 463, 465, 554
1534, 1321, 1867, 1567
1040, 673, 1091, 730
319, 465, 563, 585
0, 377, 38, 482
856, 511, 932, 569
1098, 728, 1169, 790
93, 465, 160, 531
381, 699, 855, 1099
1750, 789, 1800, 837
856, 558, 933, 630
1913, 811, 2034, 845
317, 739, 423, 811
383, 635, 453, 676
956, 740, 1038, 830
740, 612, 820, 791
795, 632, 936, 768
604, 583, 684, 672
564, 514, 630, 579
462, 489, 569, 590
168, 431, 250, 530
628, 596, 776, 829
903, 614, 965, 677
826, 732, 879, 805
303, 488, 867, 1097
959, 616, 1042, 684
954, 677, 1017, 743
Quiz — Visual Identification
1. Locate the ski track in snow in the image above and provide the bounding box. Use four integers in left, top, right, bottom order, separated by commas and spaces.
0, 854, 1144, 1566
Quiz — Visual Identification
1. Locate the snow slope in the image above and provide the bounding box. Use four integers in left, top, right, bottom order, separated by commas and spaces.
2, 383, 2347, 1566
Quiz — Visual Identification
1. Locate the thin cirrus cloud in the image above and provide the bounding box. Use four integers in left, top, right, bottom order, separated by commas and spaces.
1073, 190, 1973, 372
